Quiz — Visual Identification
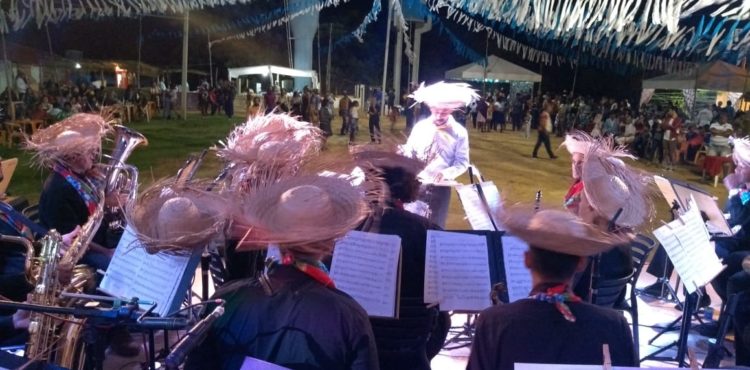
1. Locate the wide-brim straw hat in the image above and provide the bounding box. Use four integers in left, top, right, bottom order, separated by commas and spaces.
125, 177, 229, 254
733, 137, 750, 169
409, 81, 479, 108
581, 143, 653, 228
25, 113, 111, 168
350, 141, 427, 175
217, 113, 323, 167
232, 174, 371, 254
502, 207, 625, 257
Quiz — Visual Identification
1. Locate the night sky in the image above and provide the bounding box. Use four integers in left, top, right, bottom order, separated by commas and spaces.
4, 1, 662, 100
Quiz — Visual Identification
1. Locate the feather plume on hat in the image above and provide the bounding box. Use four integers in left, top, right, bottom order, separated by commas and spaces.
409, 81, 479, 108
24, 113, 111, 168
561, 130, 600, 155
581, 142, 655, 229
733, 136, 750, 169
217, 113, 324, 190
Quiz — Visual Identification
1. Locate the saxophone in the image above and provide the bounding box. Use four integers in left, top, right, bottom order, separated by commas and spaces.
25, 230, 63, 363
24, 125, 146, 369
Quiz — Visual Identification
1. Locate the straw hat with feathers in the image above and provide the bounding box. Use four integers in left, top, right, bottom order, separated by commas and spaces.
502, 207, 625, 257
217, 113, 323, 190
733, 137, 750, 169
409, 81, 479, 108
581, 142, 654, 229
125, 177, 229, 254
561, 130, 600, 156
232, 172, 376, 255
350, 139, 428, 176
25, 113, 112, 168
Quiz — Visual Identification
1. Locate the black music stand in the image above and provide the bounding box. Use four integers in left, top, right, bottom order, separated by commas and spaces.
641, 291, 701, 367
443, 166, 505, 350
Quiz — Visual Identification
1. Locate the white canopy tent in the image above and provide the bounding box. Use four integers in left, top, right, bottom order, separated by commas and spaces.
444, 55, 542, 82
642, 61, 750, 92
227, 65, 319, 91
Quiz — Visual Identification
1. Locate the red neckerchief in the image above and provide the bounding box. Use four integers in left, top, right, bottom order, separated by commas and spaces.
529, 283, 582, 323
563, 180, 584, 212
281, 254, 335, 289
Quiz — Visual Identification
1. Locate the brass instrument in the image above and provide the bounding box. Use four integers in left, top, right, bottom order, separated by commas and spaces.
25, 231, 63, 363
24, 124, 147, 369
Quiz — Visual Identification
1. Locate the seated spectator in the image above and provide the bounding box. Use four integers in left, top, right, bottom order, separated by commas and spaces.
709, 113, 733, 157
467, 209, 637, 370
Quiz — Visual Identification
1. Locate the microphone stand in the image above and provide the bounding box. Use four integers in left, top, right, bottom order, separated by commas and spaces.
0, 296, 189, 370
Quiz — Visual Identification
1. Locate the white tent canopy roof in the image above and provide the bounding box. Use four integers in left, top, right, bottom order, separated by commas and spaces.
445, 55, 541, 83
227, 65, 316, 80
642, 60, 750, 92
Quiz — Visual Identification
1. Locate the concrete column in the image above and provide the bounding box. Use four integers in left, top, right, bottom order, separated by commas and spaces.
289, 0, 319, 91
410, 18, 432, 85
393, 24, 403, 96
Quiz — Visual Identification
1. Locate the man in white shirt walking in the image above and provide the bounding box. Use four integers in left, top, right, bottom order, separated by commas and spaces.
402, 81, 478, 228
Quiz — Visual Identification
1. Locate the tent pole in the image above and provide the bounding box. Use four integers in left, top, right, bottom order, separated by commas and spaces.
483, 30, 489, 95
208, 32, 214, 87
380, 0, 393, 116
181, 10, 189, 121
137, 16, 142, 90
326, 23, 332, 94
1, 31, 15, 121
571, 46, 582, 96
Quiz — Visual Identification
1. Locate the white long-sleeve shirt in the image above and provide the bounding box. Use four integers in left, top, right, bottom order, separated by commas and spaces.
402, 116, 470, 182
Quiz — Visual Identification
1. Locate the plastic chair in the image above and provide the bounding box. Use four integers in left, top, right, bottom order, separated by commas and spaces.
369, 298, 437, 370
593, 270, 634, 308
21, 204, 40, 224
694, 144, 708, 165
619, 234, 658, 360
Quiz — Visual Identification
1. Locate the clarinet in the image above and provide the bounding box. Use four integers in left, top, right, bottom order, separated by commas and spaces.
534, 190, 542, 212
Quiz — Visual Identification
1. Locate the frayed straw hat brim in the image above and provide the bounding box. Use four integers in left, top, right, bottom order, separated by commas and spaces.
233, 174, 370, 254
125, 177, 228, 254
502, 207, 625, 257
25, 113, 110, 168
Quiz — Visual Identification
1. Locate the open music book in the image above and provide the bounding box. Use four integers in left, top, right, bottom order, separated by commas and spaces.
329, 231, 402, 318
424, 230, 531, 311
515, 365, 719, 370
99, 226, 202, 317
455, 181, 504, 231
652, 197, 725, 294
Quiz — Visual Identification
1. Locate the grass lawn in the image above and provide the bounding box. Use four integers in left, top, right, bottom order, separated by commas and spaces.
2, 113, 727, 232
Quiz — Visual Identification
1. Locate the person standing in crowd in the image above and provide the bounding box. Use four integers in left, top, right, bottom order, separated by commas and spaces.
186, 174, 378, 370
532, 111, 558, 159
224, 79, 236, 118
709, 113, 734, 157
662, 110, 682, 171
401, 82, 477, 228
263, 85, 277, 114
319, 97, 334, 137
339, 91, 351, 136
349, 100, 360, 145
476, 97, 488, 133
467, 208, 636, 370
367, 96, 381, 144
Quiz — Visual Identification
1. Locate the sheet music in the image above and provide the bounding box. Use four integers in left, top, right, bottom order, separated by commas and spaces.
240, 357, 291, 370
455, 181, 504, 231
425, 230, 492, 311
424, 230, 439, 304
654, 175, 680, 208
100, 226, 201, 317
652, 197, 725, 294
329, 231, 401, 318
501, 235, 532, 302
